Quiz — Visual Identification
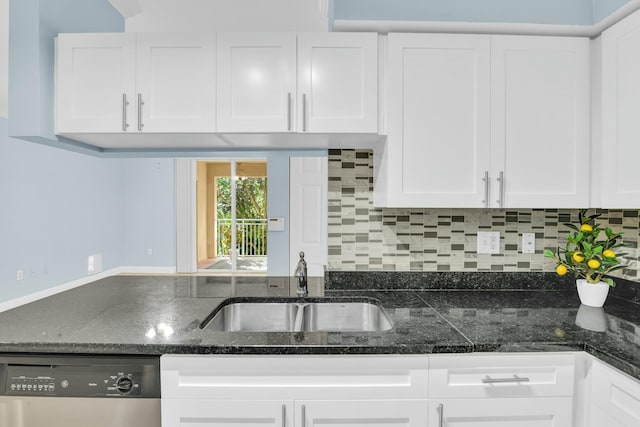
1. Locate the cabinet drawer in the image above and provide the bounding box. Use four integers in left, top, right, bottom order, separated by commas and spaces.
161, 355, 429, 400
590, 359, 640, 426
429, 353, 575, 398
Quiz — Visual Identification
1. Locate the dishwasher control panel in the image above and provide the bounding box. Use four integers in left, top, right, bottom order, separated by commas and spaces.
0, 355, 160, 398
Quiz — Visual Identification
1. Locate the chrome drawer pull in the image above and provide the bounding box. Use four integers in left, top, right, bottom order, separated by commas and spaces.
482, 375, 530, 384
282, 404, 286, 427
437, 403, 444, 427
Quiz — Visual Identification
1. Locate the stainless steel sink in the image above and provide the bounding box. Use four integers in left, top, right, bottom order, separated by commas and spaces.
202, 298, 393, 332
205, 303, 300, 332
303, 302, 393, 332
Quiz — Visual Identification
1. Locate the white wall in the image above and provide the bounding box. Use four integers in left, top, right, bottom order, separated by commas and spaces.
125, 0, 329, 32
0, 0, 8, 118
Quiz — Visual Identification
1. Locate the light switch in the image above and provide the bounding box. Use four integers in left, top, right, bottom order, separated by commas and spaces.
522, 233, 535, 254
268, 217, 285, 232
477, 231, 500, 254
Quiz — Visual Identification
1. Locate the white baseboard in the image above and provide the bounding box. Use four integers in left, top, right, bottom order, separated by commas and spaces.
0, 265, 178, 313
0, 268, 121, 313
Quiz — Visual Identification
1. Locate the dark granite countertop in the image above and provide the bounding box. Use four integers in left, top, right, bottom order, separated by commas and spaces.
0, 273, 638, 380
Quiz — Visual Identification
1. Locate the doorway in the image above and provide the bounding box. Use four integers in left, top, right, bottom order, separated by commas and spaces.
196, 160, 268, 273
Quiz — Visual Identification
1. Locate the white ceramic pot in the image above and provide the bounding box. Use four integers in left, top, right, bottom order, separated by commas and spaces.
576, 279, 610, 307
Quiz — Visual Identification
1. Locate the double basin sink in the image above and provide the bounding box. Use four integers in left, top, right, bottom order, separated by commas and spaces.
200, 297, 393, 333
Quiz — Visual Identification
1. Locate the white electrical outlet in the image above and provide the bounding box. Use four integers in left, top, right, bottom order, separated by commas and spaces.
16, 270, 23, 281
477, 231, 501, 254
148, 248, 153, 255
88, 253, 103, 275
522, 233, 536, 254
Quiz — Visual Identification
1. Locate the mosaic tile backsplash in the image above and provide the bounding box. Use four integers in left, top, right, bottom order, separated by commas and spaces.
327, 149, 640, 281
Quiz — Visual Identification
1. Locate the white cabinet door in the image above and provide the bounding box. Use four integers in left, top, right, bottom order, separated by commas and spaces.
429, 398, 573, 426
491, 36, 590, 208
600, 9, 640, 207
136, 33, 216, 133
162, 400, 290, 427
297, 33, 378, 133
217, 33, 296, 132
56, 33, 136, 133
589, 359, 640, 426
381, 33, 491, 207
298, 400, 428, 427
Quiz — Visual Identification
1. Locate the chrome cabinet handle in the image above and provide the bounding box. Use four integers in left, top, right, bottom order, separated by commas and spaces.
496, 171, 504, 208
437, 403, 444, 427
122, 94, 129, 131
482, 375, 530, 384
302, 93, 307, 132
282, 404, 286, 427
301, 404, 306, 427
482, 171, 489, 208
137, 93, 144, 131
287, 92, 292, 131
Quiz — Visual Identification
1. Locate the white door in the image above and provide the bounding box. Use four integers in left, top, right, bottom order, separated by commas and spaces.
491, 35, 590, 208
429, 398, 573, 426
162, 400, 290, 427
382, 33, 491, 208
289, 156, 327, 276
217, 33, 296, 132
600, 9, 640, 207
136, 33, 216, 133
56, 33, 136, 133
298, 400, 428, 427
297, 33, 378, 133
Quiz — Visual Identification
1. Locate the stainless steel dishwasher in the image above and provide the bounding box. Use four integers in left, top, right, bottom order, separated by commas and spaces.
0, 354, 160, 427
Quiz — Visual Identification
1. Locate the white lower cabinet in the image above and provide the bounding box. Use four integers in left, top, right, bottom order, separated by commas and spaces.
587, 359, 640, 427
429, 397, 573, 426
160, 353, 640, 427
160, 355, 429, 427
429, 353, 576, 427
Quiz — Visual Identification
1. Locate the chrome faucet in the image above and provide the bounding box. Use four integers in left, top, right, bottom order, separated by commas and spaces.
294, 251, 308, 297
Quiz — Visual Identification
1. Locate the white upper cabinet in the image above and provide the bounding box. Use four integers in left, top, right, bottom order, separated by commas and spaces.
491, 36, 590, 208
56, 33, 216, 134
56, 33, 136, 133
216, 33, 296, 132
599, 9, 640, 207
376, 33, 491, 207
136, 33, 216, 133
297, 33, 378, 133
217, 32, 378, 134
374, 33, 590, 208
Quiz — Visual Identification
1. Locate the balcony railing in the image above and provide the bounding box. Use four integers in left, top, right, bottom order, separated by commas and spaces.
216, 218, 267, 256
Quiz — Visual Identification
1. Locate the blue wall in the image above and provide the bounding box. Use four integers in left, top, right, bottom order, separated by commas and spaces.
121, 158, 177, 268
0, 118, 125, 301
9, 0, 123, 141
333, 0, 631, 25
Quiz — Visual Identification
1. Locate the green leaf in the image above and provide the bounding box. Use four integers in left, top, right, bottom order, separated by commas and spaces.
543, 249, 555, 258
564, 223, 579, 232
603, 277, 616, 287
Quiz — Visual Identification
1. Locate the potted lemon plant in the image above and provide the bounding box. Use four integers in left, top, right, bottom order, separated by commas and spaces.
544, 210, 627, 307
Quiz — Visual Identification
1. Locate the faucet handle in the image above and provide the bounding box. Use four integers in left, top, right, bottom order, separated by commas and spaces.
299, 251, 305, 260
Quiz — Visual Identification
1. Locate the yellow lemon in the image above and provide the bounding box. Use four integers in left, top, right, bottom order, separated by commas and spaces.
556, 265, 568, 276
603, 249, 616, 259
572, 252, 585, 263
588, 259, 601, 269
581, 224, 593, 232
